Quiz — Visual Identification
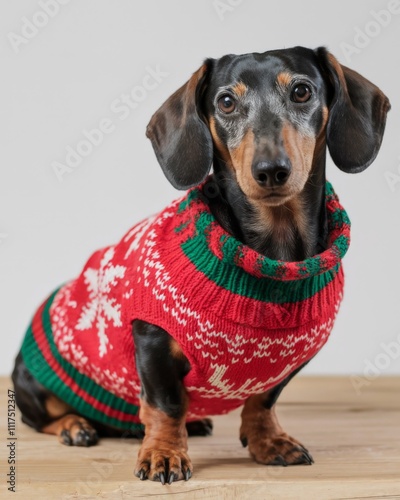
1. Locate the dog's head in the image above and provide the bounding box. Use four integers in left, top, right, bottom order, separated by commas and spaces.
146, 47, 390, 206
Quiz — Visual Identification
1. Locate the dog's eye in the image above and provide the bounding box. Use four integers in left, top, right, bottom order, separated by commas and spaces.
217, 95, 236, 114
291, 84, 312, 103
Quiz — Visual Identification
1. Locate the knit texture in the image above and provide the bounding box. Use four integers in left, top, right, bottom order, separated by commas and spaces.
21, 180, 350, 428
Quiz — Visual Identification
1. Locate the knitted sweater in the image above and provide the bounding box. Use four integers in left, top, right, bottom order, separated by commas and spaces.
21, 181, 350, 430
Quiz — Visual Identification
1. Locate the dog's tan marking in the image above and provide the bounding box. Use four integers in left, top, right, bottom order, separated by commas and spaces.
321, 105, 329, 130
135, 398, 192, 482
186, 64, 208, 94
45, 394, 71, 419
181, 63, 208, 122
247, 196, 312, 259
281, 122, 316, 198
231, 128, 255, 167
231, 81, 247, 96
276, 71, 293, 88
42, 414, 83, 436
282, 123, 315, 181
230, 128, 263, 197
209, 117, 231, 164
313, 105, 329, 160
240, 393, 313, 465
327, 53, 348, 92
170, 339, 186, 360
257, 197, 307, 238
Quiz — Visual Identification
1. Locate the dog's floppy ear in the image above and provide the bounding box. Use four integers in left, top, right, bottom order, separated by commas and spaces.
316, 47, 390, 173
146, 60, 213, 190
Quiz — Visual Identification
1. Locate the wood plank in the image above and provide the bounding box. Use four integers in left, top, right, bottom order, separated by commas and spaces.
1, 376, 399, 499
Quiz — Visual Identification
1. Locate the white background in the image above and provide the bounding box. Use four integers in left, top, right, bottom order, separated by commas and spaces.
1, 0, 399, 382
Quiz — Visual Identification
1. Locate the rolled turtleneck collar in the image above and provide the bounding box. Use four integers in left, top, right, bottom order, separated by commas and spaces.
179, 180, 350, 283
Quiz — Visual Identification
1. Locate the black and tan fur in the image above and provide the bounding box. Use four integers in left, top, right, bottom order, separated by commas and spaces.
12, 47, 390, 484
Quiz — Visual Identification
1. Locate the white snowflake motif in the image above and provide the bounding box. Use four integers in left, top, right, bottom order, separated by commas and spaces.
76, 247, 126, 358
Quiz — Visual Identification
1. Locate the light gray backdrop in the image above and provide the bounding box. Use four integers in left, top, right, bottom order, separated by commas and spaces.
1, 0, 399, 389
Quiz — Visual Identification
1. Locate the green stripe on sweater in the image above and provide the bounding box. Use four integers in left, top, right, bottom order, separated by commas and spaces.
181, 215, 338, 303
21, 290, 142, 430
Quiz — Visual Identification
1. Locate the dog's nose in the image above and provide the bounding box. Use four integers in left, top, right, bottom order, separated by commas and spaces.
252, 161, 291, 187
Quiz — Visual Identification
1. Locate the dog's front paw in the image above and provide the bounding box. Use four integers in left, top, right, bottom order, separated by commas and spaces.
240, 429, 313, 466
134, 444, 193, 484
54, 415, 98, 447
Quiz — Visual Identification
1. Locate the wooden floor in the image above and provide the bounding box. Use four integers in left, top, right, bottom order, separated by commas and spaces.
1, 377, 399, 499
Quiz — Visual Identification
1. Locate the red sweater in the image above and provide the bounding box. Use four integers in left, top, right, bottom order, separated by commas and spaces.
21, 181, 350, 429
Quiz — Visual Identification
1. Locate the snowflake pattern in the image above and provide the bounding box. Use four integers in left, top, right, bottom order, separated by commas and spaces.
76, 247, 126, 357
48, 192, 344, 419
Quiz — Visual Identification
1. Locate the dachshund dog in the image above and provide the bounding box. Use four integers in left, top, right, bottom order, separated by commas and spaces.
12, 46, 390, 485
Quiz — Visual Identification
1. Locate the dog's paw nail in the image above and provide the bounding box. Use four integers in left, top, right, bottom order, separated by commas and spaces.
60, 429, 72, 446
184, 469, 192, 481
76, 430, 89, 446
303, 448, 314, 465
295, 445, 313, 464
240, 436, 248, 447
158, 471, 166, 485
74, 428, 98, 447
204, 419, 213, 432
270, 455, 287, 466
303, 452, 313, 465
139, 469, 146, 481
203, 425, 213, 435
303, 451, 314, 465
168, 471, 177, 484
